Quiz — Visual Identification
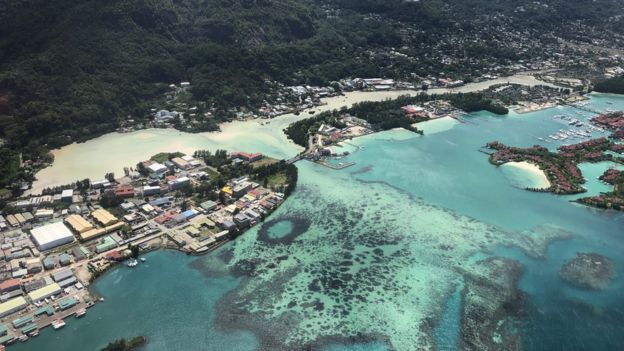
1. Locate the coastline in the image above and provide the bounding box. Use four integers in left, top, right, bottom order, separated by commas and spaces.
502, 161, 552, 189
27, 73, 558, 194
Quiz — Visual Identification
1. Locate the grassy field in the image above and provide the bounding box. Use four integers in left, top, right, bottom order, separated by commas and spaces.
266, 172, 288, 190
150, 152, 185, 163
251, 157, 280, 168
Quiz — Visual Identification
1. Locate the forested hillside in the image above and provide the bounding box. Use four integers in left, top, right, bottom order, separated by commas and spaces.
1, 0, 624, 190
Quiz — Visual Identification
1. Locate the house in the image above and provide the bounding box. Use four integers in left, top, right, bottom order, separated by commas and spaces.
200, 200, 218, 212
233, 213, 250, 228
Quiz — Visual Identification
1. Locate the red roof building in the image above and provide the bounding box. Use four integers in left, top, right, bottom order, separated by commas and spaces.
114, 185, 135, 198
0, 278, 21, 293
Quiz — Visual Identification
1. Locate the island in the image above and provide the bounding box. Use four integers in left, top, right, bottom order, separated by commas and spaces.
484, 110, 624, 210
559, 253, 615, 291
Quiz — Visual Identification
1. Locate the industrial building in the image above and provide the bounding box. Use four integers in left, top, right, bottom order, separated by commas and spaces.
92, 209, 118, 226
0, 297, 27, 318
30, 222, 75, 250
27, 283, 61, 302
65, 214, 94, 233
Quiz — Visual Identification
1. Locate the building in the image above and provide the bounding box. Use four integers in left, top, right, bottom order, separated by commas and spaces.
27, 283, 61, 302
114, 185, 135, 198
0, 279, 21, 294
34, 209, 54, 220
142, 185, 161, 196
232, 152, 263, 162
148, 163, 167, 176
42, 256, 55, 270
232, 182, 252, 198
72, 246, 90, 260
233, 213, 250, 228
200, 200, 218, 212
58, 297, 78, 310
95, 236, 117, 253
65, 214, 94, 233
92, 209, 118, 226
59, 254, 71, 266
61, 189, 74, 203
171, 157, 192, 170
52, 268, 73, 283
0, 297, 27, 318
30, 222, 75, 251
168, 176, 190, 190
25, 259, 42, 274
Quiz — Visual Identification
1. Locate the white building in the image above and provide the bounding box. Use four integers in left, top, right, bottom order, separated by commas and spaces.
148, 163, 167, 175
30, 222, 75, 251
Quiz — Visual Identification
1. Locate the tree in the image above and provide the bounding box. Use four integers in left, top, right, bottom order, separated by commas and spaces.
100, 191, 122, 208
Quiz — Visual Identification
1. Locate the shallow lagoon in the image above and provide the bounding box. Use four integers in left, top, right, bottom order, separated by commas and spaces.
14, 93, 624, 351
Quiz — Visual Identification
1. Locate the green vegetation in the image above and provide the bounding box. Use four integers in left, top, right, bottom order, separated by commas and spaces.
194, 150, 229, 168
100, 336, 146, 351
284, 92, 508, 147
449, 93, 509, 115
150, 152, 185, 163
594, 76, 624, 95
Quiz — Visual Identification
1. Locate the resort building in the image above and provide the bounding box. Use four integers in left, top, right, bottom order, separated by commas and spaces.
29, 222, 75, 251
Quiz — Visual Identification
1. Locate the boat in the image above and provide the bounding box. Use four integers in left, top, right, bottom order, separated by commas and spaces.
126, 258, 138, 267
98, 297, 105, 302
28, 331, 39, 337
18, 335, 28, 342
75, 308, 86, 318
52, 319, 66, 330
140, 257, 146, 262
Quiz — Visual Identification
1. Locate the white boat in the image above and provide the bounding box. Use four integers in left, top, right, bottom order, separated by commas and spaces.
28, 331, 39, 337
52, 319, 65, 330
140, 257, 146, 262
18, 335, 28, 342
126, 258, 138, 267
75, 308, 86, 318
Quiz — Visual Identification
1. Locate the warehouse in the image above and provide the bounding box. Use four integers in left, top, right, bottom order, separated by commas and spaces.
28, 283, 61, 302
30, 222, 75, 250
65, 214, 94, 233
0, 296, 27, 318
92, 209, 118, 226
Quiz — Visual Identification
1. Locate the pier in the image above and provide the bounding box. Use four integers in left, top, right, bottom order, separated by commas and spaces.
563, 102, 604, 115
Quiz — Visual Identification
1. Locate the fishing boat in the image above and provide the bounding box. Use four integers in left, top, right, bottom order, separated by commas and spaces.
52, 319, 66, 330
18, 335, 28, 342
75, 308, 86, 318
126, 258, 138, 267
140, 257, 146, 262
28, 331, 39, 337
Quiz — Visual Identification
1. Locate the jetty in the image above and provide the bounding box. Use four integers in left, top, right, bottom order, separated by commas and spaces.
563, 102, 603, 115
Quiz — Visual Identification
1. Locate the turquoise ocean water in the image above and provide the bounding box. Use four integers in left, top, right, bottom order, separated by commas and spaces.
13, 94, 624, 351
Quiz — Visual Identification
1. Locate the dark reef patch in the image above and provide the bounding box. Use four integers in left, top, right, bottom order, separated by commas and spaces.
559, 252, 615, 291
257, 215, 311, 245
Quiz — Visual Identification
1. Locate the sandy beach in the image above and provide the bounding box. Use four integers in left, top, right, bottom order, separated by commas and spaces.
502, 161, 552, 189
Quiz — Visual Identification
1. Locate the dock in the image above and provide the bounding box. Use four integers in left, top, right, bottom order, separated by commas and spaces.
315, 161, 356, 170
